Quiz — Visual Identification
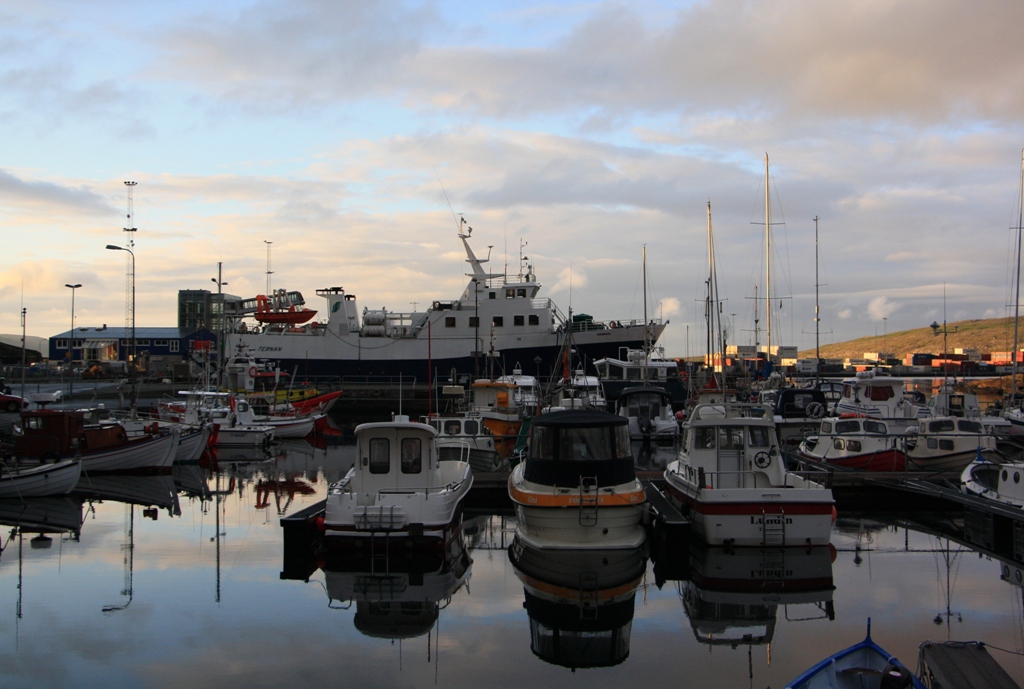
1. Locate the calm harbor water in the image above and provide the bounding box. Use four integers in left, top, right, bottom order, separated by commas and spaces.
2, 440, 1024, 689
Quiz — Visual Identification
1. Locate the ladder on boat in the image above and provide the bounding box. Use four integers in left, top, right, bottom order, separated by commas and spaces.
761, 507, 786, 546
579, 476, 598, 527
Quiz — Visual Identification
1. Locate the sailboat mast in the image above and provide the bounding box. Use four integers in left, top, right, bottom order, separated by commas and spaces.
765, 153, 772, 356
1014, 149, 1024, 396
642, 245, 649, 382
814, 215, 821, 370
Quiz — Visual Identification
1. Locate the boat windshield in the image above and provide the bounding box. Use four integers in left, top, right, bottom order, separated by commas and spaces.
532, 425, 631, 462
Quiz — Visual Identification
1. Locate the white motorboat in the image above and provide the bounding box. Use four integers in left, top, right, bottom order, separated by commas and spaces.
544, 369, 608, 412
426, 412, 503, 472
796, 416, 908, 472
664, 403, 834, 547
832, 370, 923, 432
0, 459, 82, 498
961, 452, 1024, 507
508, 409, 646, 550
163, 392, 275, 448
323, 415, 472, 540
614, 385, 679, 444
905, 417, 999, 471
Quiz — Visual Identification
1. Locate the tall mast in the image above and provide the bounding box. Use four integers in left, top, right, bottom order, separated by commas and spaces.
1014, 149, 1024, 396
642, 245, 649, 383
764, 153, 772, 355
814, 215, 821, 372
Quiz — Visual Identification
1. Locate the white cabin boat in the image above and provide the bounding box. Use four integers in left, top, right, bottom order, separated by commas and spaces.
508, 410, 646, 549
545, 369, 608, 412
323, 416, 472, 540
961, 454, 1024, 507
614, 386, 679, 444
664, 403, 834, 547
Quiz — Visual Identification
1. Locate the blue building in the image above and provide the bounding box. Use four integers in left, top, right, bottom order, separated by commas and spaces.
49, 325, 217, 374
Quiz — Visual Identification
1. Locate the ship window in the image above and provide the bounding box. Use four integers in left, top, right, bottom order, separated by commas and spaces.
820, 421, 833, 434
514, 315, 524, 326
464, 420, 479, 434
25, 417, 43, 430
927, 438, 938, 449
445, 317, 456, 328
939, 439, 955, 451
846, 440, 862, 452
833, 439, 845, 450
469, 317, 479, 327
958, 420, 982, 434
506, 289, 515, 299
401, 438, 422, 474
866, 385, 894, 401
492, 316, 503, 327
517, 289, 526, 297
368, 438, 390, 474
627, 368, 642, 380
695, 427, 716, 449
835, 420, 860, 434
489, 292, 496, 299
444, 421, 461, 435
929, 419, 955, 433
748, 426, 770, 448
719, 427, 744, 450
529, 315, 539, 326
864, 421, 886, 434
949, 396, 965, 413
1016, 472, 1021, 484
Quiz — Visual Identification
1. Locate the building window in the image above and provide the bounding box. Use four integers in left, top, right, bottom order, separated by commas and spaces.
488, 292, 496, 299
469, 317, 479, 327
154, 340, 169, 347
73, 340, 83, 348
514, 315, 524, 326
169, 341, 179, 353
137, 340, 151, 347
492, 316, 503, 327
121, 339, 130, 346
445, 317, 456, 328
56, 339, 68, 349
529, 315, 539, 326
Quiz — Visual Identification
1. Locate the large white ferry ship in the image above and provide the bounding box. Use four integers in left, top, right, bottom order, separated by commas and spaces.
225, 223, 666, 382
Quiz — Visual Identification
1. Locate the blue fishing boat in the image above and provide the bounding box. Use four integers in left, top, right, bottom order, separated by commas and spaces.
784, 619, 925, 688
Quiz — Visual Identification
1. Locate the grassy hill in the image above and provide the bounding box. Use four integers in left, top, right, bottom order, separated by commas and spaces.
798, 316, 1023, 361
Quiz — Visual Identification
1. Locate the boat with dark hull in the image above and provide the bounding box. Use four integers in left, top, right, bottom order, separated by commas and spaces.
224, 226, 665, 382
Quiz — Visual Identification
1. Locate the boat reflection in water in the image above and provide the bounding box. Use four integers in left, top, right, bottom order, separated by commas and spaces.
321, 532, 472, 641
679, 541, 835, 653
0, 496, 84, 546
508, 536, 647, 670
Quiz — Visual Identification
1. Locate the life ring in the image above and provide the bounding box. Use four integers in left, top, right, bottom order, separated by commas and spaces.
249, 366, 258, 377
806, 402, 825, 419
679, 369, 689, 382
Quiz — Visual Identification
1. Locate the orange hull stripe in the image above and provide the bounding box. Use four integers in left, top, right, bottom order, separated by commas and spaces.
509, 483, 646, 508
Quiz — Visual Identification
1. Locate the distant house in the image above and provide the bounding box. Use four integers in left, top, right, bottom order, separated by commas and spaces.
48, 326, 217, 372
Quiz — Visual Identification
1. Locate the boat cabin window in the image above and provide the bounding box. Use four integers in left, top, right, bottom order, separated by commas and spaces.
833, 439, 862, 452
368, 438, 390, 474
820, 421, 833, 434
626, 368, 642, 380
24, 416, 44, 431
748, 426, 770, 448
842, 384, 854, 399
929, 419, 955, 433
444, 420, 461, 435
506, 289, 515, 298
694, 427, 716, 449
718, 427, 744, 450
958, 420, 983, 434
928, 438, 955, 451
949, 395, 965, 414
835, 420, 860, 434
531, 425, 630, 461
401, 438, 422, 474
864, 420, 887, 434
529, 315, 539, 326
445, 317, 456, 328
517, 288, 527, 298
464, 419, 479, 434
866, 385, 895, 402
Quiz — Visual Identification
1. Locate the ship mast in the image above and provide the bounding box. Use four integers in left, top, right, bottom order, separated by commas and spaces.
1014, 149, 1024, 397
642, 245, 649, 383
765, 153, 772, 355
814, 215, 821, 377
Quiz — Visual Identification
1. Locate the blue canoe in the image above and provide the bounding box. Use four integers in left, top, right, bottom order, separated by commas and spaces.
785, 619, 925, 689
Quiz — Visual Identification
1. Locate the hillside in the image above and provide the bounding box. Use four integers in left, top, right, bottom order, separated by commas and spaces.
798, 316, 1022, 361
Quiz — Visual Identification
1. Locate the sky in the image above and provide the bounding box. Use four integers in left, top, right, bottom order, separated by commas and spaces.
3, 0, 1024, 358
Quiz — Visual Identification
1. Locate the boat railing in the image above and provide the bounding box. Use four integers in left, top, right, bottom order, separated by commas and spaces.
674, 463, 831, 490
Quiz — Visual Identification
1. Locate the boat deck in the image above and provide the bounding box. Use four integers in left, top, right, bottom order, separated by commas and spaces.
917, 640, 1021, 689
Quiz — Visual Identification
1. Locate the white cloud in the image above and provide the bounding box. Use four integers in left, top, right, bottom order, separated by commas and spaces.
838, 309, 853, 320
867, 296, 899, 321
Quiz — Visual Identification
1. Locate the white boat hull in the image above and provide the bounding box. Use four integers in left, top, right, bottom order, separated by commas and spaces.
0, 460, 82, 498
664, 462, 834, 547
81, 428, 179, 473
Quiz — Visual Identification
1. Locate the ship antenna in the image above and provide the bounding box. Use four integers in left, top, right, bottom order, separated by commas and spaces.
433, 168, 463, 234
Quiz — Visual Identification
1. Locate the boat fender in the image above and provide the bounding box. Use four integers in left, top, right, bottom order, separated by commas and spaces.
839, 412, 865, 419
146, 422, 159, 434
878, 661, 913, 689
312, 515, 326, 533
249, 366, 258, 377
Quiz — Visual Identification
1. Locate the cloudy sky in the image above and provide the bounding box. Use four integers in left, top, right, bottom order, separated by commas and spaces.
3, 0, 1024, 357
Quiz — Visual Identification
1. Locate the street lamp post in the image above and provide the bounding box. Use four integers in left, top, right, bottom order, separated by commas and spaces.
106, 245, 135, 407
65, 283, 82, 397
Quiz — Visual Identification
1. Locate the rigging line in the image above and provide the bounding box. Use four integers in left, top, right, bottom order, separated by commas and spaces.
433, 167, 461, 233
